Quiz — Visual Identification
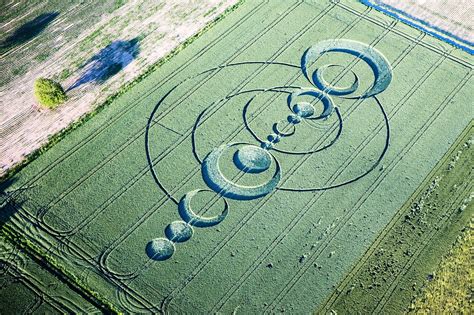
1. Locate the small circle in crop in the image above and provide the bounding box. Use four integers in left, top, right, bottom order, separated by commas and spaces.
146, 238, 175, 261
165, 221, 194, 243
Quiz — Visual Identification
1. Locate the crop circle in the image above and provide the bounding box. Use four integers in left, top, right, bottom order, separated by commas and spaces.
293, 102, 315, 118
146, 238, 175, 261
288, 89, 334, 120
165, 221, 193, 243
313, 64, 359, 96
234, 145, 272, 173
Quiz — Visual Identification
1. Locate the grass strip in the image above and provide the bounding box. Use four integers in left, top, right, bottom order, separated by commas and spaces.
0, 214, 120, 313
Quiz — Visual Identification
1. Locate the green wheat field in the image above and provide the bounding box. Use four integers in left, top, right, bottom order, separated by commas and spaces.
1, 0, 472, 313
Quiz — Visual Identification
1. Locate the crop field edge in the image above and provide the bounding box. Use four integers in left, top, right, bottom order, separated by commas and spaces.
359, 0, 474, 54
318, 121, 474, 313
0, 0, 245, 185
0, 218, 119, 313
408, 215, 473, 313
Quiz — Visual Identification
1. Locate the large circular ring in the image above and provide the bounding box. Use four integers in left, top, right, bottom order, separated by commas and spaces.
301, 39, 392, 98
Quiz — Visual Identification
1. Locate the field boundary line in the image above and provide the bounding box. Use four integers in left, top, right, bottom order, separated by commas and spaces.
373, 182, 473, 313
337, 1, 473, 69
0, 258, 86, 313
359, 0, 474, 54
2, 203, 166, 313
319, 122, 474, 312
0, 219, 120, 313
2, 0, 257, 185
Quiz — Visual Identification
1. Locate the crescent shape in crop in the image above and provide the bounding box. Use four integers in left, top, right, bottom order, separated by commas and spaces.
201, 143, 281, 200
301, 39, 393, 98
178, 189, 229, 228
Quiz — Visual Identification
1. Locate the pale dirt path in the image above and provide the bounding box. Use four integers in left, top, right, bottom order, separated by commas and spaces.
0, 0, 238, 177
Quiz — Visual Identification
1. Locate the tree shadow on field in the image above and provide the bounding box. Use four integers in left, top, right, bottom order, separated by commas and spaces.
0, 178, 21, 227
0, 12, 59, 51
67, 38, 141, 91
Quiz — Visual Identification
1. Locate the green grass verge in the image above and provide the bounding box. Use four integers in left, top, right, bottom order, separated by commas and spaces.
0, 213, 119, 313
409, 215, 473, 314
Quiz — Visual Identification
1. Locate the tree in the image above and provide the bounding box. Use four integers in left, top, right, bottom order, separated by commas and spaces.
33, 78, 67, 108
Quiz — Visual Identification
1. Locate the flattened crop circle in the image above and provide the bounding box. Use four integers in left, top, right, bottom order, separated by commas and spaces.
234, 145, 272, 173
146, 238, 175, 261
165, 221, 193, 243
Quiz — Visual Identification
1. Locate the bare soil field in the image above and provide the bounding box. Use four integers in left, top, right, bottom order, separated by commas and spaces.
363, 0, 473, 53
0, 0, 237, 177
379, 0, 473, 43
